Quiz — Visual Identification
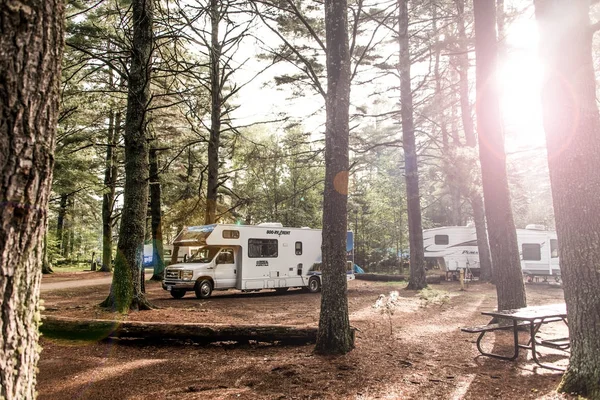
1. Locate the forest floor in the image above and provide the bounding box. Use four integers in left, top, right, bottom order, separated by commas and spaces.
38, 272, 575, 400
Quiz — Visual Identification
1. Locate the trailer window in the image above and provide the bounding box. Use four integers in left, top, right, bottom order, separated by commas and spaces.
248, 239, 278, 258
550, 239, 559, 258
522, 243, 541, 261
295, 242, 303, 255
223, 230, 240, 239
435, 235, 449, 245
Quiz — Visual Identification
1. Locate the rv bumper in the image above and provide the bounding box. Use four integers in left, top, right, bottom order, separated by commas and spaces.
162, 281, 196, 291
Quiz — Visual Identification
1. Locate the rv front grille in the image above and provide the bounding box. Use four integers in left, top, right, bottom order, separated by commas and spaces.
165, 269, 181, 280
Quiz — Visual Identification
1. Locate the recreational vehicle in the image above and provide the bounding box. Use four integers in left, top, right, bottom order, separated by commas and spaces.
423, 225, 559, 279
162, 223, 355, 299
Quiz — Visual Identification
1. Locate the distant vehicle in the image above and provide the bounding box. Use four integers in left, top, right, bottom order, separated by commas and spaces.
143, 244, 197, 267
162, 223, 355, 299
423, 225, 559, 279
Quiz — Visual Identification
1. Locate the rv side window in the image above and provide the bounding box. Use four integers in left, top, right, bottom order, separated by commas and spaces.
223, 230, 240, 239
435, 235, 449, 245
522, 243, 541, 261
248, 239, 278, 258
550, 239, 558, 258
295, 242, 303, 255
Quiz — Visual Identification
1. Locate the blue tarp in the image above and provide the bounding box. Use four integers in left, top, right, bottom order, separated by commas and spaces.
353, 264, 365, 274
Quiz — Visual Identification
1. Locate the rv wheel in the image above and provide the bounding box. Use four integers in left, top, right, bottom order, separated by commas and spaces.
307, 276, 321, 293
170, 289, 186, 299
195, 279, 213, 299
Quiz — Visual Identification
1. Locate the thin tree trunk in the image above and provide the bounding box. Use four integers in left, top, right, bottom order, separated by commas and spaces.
101, 110, 117, 272
471, 194, 493, 280
57, 193, 67, 253
0, 1, 64, 398
205, 0, 221, 225
455, 0, 476, 147
473, 0, 525, 310
149, 146, 165, 280
101, 0, 154, 312
314, 0, 354, 356
399, 0, 427, 290
535, 1, 600, 397
42, 224, 54, 275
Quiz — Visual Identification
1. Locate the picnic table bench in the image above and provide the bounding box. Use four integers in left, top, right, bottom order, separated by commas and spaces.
461, 303, 569, 371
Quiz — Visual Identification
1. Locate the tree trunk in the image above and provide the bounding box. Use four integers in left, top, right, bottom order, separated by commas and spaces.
399, 0, 427, 290
471, 193, 493, 281
149, 146, 165, 280
473, 0, 525, 310
101, 110, 118, 272
42, 225, 54, 275
204, 0, 221, 225
0, 1, 64, 398
454, 0, 493, 281
455, 0, 476, 147
101, 0, 154, 312
314, 0, 354, 356
535, 1, 600, 397
57, 192, 67, 253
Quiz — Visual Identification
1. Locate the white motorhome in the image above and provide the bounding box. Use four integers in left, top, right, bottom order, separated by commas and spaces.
423, 225, 559, 279
162, 223, 355, 299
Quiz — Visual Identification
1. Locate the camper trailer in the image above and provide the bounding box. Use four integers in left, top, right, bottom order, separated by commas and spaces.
423, 225, 559, 279
162, 223, 355, 299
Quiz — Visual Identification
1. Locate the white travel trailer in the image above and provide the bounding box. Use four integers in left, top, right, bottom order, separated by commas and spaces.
423, 225, 559, 279
162, 223, 355, 299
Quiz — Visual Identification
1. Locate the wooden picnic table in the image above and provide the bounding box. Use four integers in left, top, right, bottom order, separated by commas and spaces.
462, 303, 569, 371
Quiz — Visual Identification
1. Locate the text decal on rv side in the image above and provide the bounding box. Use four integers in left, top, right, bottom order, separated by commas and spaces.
266, 230, 291, 236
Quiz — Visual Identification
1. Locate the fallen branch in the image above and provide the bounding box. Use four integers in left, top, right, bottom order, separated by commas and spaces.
40, 315, 317, 344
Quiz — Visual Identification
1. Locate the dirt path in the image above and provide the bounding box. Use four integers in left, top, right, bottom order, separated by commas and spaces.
40, 272, 154, 292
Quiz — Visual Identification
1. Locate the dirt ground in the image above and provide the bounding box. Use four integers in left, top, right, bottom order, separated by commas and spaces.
38, 272, 574, 399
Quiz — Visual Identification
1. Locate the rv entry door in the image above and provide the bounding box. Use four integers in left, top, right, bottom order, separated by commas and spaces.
214, 248, 236, 289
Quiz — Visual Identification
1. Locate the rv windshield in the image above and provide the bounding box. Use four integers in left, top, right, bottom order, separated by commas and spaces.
186, 247, 220, 263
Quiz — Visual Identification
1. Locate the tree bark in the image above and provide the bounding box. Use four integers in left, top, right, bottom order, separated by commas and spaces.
204, 0, 221, 225
101, 0, 154, 312
149, 146, 165, 280
0, 1, 64, 398
535, 1, 600, 397
398, 0, 427, 290
473, 0, 526, 310
314, 0, 354, 355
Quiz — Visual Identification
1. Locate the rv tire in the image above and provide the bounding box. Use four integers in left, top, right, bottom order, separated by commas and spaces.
170, 289, 186, 299
195, 279, 213, 299
307, 276, 321, 293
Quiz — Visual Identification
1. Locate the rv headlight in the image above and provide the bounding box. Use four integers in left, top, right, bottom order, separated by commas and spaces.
182, 270, 194, 280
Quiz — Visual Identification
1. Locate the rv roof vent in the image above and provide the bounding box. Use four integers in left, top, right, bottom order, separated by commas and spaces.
525, 224, 546, 231
257, 222, 283, 228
